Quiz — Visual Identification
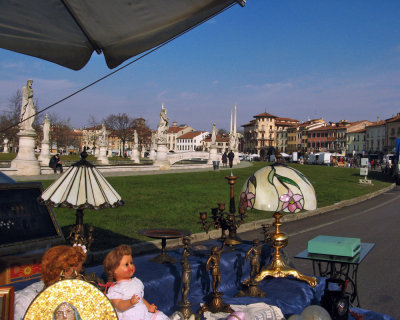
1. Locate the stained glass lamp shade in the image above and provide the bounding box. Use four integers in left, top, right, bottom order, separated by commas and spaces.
239, 164, 317, 287
39, 151, 124, 249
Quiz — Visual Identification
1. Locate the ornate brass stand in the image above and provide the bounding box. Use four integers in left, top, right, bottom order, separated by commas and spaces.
199, 173, 246, 246
66, 210, 94, 251
254, 212, 317, 287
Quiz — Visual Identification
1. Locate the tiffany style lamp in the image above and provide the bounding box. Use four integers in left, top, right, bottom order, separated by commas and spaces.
39, 151, 124, 249
239, 163, 317, 287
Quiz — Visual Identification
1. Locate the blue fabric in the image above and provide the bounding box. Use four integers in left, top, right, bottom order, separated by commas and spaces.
87, 241, 393, 319
349, 307, 394, 320
89, 241, 325, 317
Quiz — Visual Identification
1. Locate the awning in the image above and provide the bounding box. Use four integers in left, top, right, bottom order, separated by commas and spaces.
0, 0, 244, 70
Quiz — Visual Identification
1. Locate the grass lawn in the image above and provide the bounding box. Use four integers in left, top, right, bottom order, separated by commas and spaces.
36, 162, 393, 251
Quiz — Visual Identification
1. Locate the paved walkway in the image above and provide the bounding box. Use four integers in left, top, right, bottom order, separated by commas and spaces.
7, 161, 252, 181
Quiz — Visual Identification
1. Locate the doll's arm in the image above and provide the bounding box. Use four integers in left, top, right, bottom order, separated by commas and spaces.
143, 298, 157, 313
111, 294, 140, 312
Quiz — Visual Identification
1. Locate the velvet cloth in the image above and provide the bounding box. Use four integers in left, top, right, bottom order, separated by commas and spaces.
12, 240, 394, 319
90, 241, 325, 318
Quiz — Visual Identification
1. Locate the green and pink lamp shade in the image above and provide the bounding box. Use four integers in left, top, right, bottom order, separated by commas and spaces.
240, 164, 317, 213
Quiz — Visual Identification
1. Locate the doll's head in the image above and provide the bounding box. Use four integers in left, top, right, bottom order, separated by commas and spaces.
41, 245, 86, 287
103, 244, 135, 282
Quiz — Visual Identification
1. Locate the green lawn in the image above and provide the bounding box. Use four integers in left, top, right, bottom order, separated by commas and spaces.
37, 163, 392, 251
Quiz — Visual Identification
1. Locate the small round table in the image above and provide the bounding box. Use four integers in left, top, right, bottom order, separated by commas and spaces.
138, 228, 191, 264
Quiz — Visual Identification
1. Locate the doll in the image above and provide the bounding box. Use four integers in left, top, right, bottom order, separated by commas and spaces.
103, 244, 169, 320
14, 245, 86, 320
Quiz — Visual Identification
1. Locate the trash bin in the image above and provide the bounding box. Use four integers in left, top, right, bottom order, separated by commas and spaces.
213, 161, 220, 170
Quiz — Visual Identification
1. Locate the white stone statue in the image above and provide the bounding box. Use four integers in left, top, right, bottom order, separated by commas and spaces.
20, 79, 36, 132
157, 104, 169, 144
151, 133, 157, 149
211, 123, 218, 145
229, 133, 236, 151
42, 115, 50, 143
134, 130, 138, 146
3, 138, 9, 153
99, 123, 107, 146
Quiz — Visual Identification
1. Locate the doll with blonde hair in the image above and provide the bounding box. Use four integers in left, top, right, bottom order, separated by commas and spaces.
103, 244, 169, 320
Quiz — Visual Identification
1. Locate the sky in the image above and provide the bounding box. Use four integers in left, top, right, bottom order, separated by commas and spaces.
0, 1, 399, 132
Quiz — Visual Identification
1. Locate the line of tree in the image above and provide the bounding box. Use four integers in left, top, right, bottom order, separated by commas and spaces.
0, 91, 152, 155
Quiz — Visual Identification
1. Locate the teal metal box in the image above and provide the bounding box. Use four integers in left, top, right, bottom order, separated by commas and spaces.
308, 235, 361, 257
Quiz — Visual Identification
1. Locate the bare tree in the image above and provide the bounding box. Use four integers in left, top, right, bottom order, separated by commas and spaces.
104, 113, 134, 156
48, 112, 74, 154
131, 117, 152, 152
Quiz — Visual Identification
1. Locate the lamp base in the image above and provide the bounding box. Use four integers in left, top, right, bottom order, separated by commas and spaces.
254, 256, 317, 287
255, 212, 317, 287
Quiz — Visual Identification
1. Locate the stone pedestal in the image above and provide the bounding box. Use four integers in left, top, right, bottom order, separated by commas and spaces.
3, 139, 9, 153
149, 149, 156, 160
97, 145, 109, 165
154, 144, 170, 169
208, 145, 219, 164
233, 151, 240, 165
10, 130, 40, 175
38, 142, 50, 166
130, 147, 140, 163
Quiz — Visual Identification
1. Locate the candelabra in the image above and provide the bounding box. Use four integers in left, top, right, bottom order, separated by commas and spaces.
199, 173, 246, 246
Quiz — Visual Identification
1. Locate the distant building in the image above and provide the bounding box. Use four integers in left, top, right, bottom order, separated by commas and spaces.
202, 134, 230, 153
365, 119, 386, 154
241, 120, 257, 154
176, 131, 209, 151
287, 119, 326, 154
167, 122, 194, 151
346, 129, 366, 156
275, 117, 300, 153
385, 113, 400, 152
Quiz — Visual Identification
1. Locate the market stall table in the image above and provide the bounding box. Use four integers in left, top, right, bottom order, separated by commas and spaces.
294, 242, 375, 307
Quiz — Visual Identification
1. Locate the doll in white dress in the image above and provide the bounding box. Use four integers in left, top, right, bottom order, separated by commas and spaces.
104, 244, 169, 320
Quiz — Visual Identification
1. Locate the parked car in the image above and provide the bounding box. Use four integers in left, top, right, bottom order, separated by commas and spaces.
245, 153, 259, 161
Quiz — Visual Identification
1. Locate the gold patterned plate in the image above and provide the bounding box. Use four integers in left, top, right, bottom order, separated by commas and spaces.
24, 279, 118, 320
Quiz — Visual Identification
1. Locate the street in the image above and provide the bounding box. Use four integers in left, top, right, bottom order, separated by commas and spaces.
239, 186, 400, 319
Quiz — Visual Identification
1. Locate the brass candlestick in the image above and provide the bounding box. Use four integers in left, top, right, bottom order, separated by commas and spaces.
199, 173, 246, 246
254, 212, 317, 287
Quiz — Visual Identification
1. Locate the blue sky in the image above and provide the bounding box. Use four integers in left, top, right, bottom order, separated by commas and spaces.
0, 1, 399, 132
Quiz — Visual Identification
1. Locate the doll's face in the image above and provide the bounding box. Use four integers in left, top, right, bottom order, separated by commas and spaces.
114, 255, 135, 281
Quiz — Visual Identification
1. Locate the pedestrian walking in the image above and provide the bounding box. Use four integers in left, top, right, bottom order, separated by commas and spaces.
228, 150, 234, 168
222, 152, 227, 167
